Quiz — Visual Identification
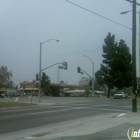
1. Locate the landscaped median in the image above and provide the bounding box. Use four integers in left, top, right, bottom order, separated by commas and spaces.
0, 102, 36, 108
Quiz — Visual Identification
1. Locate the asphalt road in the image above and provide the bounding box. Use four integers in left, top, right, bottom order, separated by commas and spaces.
0, 97, 139, 134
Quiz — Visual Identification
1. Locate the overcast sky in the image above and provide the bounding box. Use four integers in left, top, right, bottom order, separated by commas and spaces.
0, 0, 140, 86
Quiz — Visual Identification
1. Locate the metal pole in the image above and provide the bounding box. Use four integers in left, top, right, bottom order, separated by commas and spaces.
132, 0, 137, 112
39, 42, 42, 102
38, 39, 59, 102
139, 11, 140, 97
83, 55, 94, 96
92, 62, 94, 97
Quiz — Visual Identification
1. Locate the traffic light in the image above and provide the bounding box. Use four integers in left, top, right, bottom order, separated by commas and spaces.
63, 62, 68, 70
36, 74, 39, 81
77, 67, 81, 73
58, 66, 63, 69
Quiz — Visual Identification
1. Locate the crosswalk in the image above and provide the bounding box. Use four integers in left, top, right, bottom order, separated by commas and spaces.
1, 99, 139, 115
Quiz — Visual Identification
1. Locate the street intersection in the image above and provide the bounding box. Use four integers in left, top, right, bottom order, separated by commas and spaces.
0, 97, 140, 140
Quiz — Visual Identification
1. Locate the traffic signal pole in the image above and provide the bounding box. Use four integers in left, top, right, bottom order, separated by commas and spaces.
77, 67, 94, 96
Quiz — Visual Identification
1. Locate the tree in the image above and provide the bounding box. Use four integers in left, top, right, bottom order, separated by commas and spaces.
41, 72, 51, 96
0, 66, 14, 88
95, 33, 132, 98
95, 33, 116, 98
112, 39, 132, 90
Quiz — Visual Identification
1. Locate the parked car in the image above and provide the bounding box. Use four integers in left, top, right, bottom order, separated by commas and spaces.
114, 92, 128, 99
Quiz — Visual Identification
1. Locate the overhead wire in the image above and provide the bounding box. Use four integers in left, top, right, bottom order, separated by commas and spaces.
65, 0, 132, 31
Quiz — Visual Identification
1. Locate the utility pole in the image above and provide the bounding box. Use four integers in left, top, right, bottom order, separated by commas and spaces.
132, 0, 137, 112
138, 11, 140, 97
122, 0, 140, 112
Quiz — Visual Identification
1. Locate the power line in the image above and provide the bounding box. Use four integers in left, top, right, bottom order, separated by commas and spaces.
65, 0, 132, 31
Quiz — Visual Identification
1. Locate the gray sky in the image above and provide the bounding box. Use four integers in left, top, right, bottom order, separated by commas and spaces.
0, 0, 140, 86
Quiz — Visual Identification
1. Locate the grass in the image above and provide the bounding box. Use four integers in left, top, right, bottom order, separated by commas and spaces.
0, 102, 36, 108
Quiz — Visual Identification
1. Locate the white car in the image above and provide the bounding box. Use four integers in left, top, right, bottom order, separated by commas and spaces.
114, 92, 128, 99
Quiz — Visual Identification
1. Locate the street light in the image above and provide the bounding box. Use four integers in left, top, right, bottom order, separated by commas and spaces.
121, 11, 140, 98
121, 10, 140, 94
120, 10, 132, 15
83, 55, 94, 97
39, 39, 59, 102
120, 1, 137, 112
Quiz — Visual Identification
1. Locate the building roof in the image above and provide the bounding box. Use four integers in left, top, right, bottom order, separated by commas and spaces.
20, 82, 39, 85
20, 82, 84, 89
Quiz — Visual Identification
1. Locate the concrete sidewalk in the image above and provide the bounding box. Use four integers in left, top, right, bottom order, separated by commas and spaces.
0, 111, 140, 140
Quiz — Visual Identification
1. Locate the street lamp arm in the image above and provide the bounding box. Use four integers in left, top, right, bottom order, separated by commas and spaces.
120, 10, 132, 14
42, 39, 59, 45
120, 10, 139, 14
83, 55, 94, 64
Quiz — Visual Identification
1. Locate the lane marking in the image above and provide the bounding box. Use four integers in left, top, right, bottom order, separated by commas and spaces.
30, 108, 76, 115
95, 105, 109, 106
47, 105, 67, 108
30, 106, 130, 115
117, 113, 127, 117
83, 107, 129, 112
25, 137, 34, 139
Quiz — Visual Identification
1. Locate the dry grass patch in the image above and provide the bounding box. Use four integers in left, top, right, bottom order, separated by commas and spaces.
0, 102, 36, 108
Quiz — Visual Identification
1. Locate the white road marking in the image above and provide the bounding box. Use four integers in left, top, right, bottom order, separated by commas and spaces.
48, 105, 67, 108
30, 108, 76, 115
75, 107, 86, 109
72, 104, 88, 105
95, 105, 109, 106
117, 113, 127, 117
30, 106, 130, 115
25, 137, 34, 139
15, 97, 19, 102
121, 106, 132, 108
84, 107, 129, 112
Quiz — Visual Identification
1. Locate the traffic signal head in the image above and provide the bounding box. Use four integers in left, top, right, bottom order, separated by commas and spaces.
77, 67, 81, 73
36, 74, 39, 81
63, 62, 68, 70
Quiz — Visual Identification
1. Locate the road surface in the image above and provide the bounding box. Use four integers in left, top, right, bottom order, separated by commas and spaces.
0, 97, 138, 134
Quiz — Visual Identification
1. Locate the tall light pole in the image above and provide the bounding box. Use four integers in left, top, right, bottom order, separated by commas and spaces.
83, 55, 94, 97
136, 10, 140, 99
39, 39, 59, 102
121, 0, 137, 112
121, 10, 140, 99
132, 0, 137, 112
